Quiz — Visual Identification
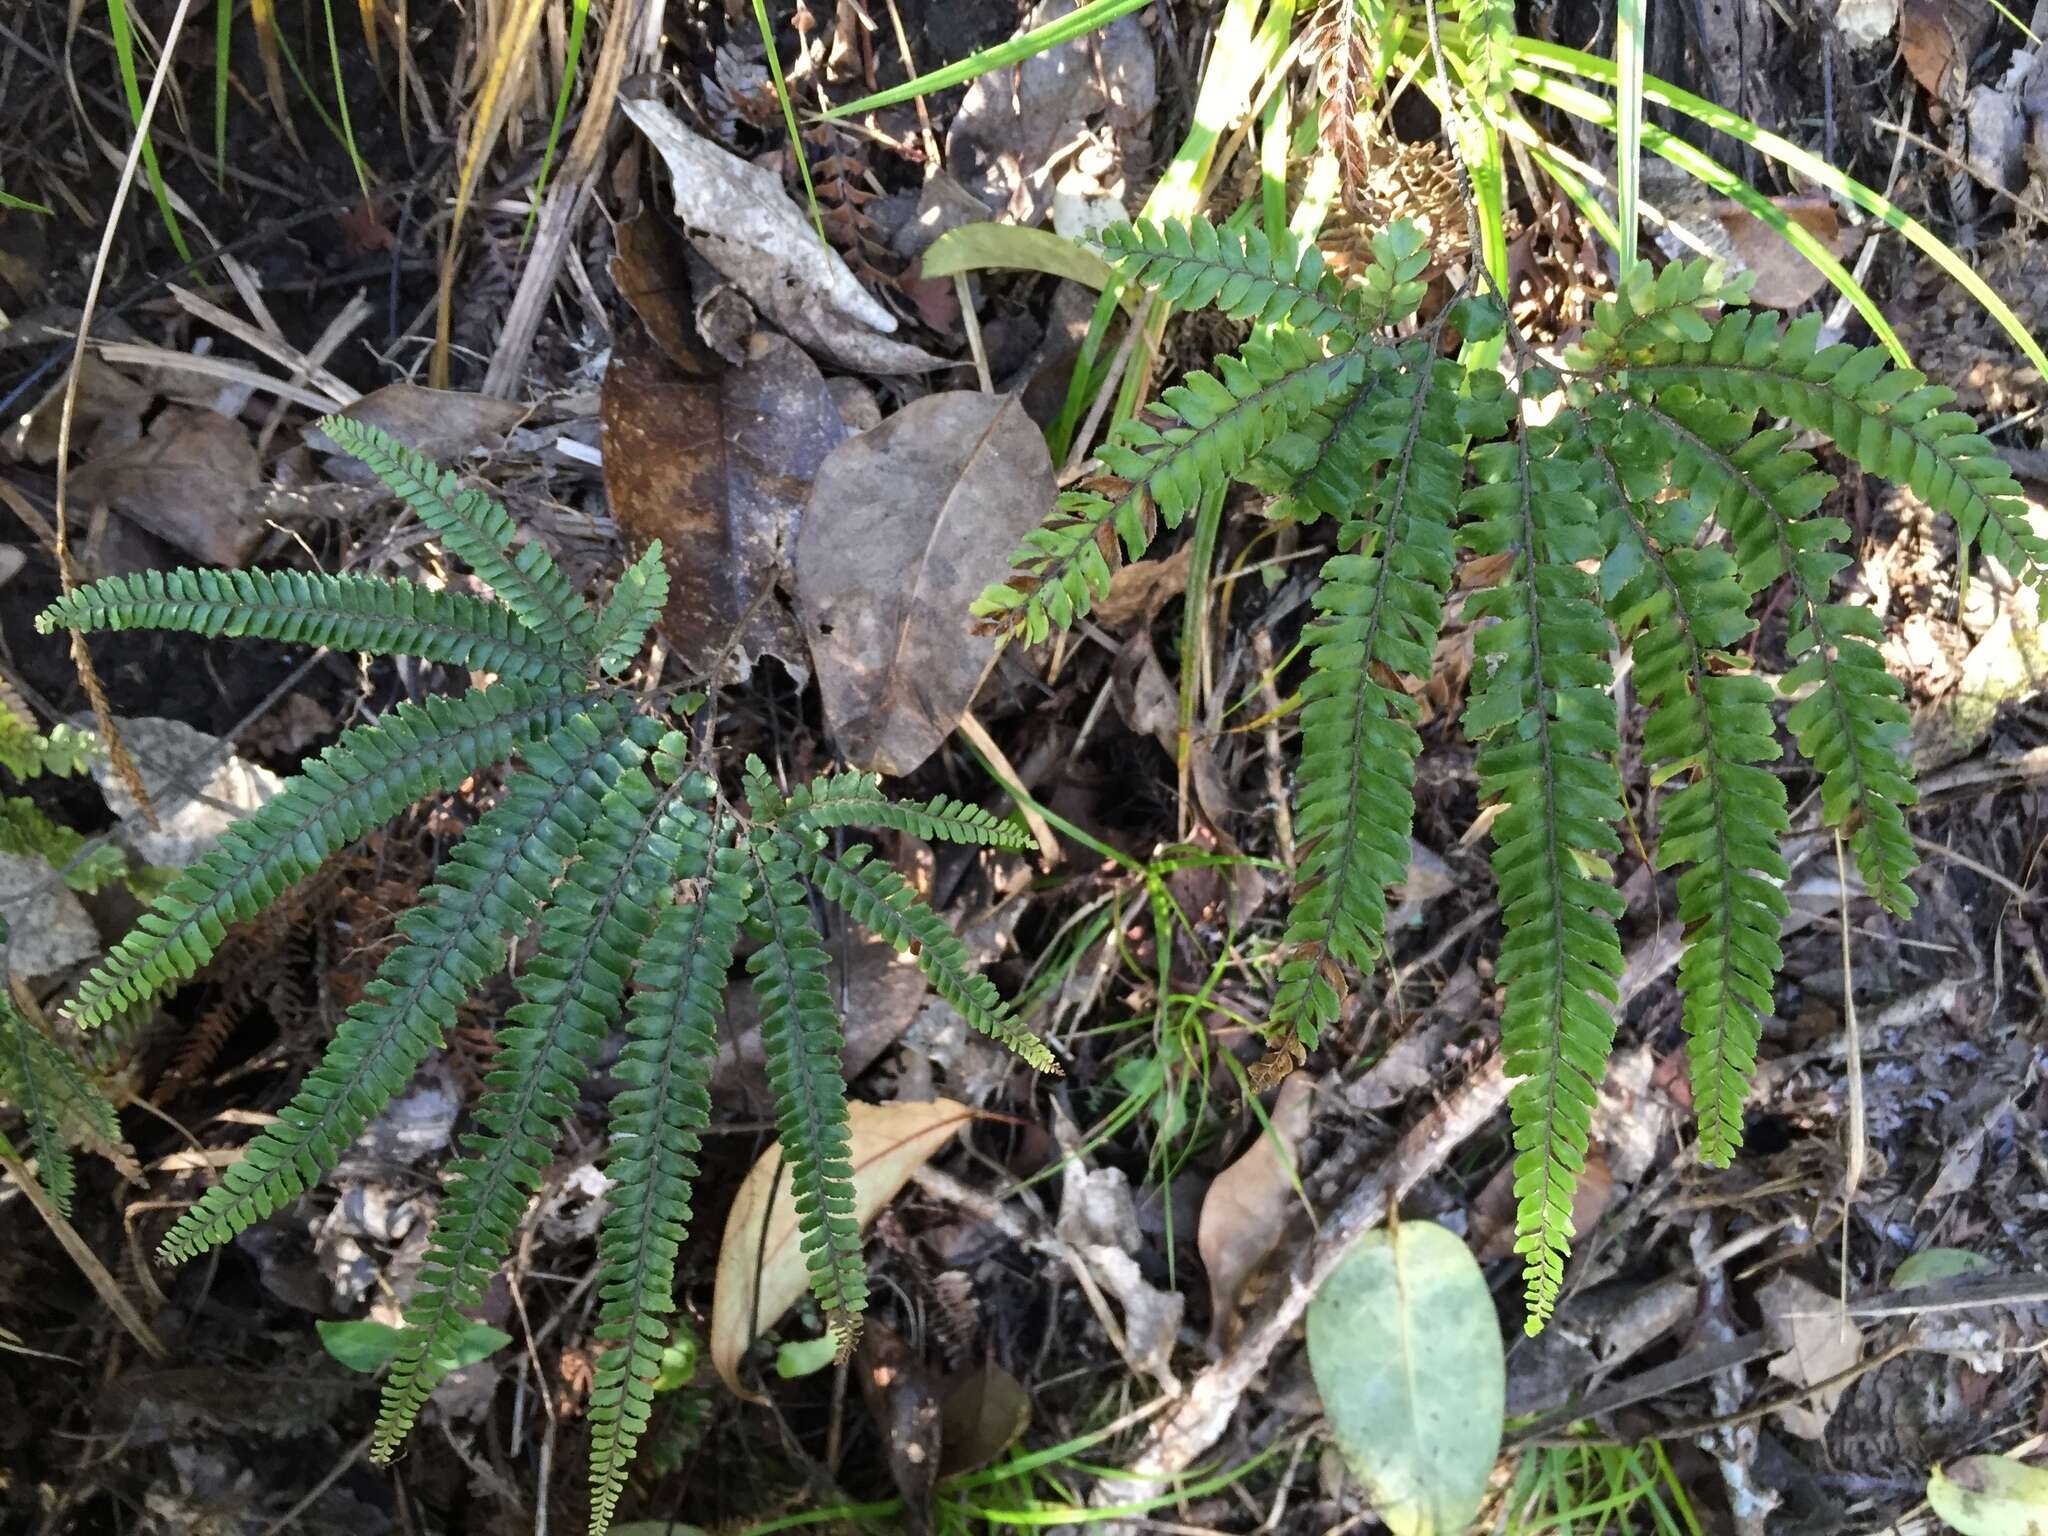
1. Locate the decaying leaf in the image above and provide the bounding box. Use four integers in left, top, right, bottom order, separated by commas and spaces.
1893, 1247, 1999, 1289
601, 322, 847, 681
308, 384, 527, 479
1759, 1273, 1865, 1440
1307, 1220, 1505, 1536
797, 393, 1056, 775
69, 408, 263, 566
1710, 198, 1843, 310
1902, 0, 1977, 101
710, 1098, 972, 1399
938, 1362, 1031, 1478
1927, 1454, 2048, 1536
1198, 1074, 1314, 1346
622, 96, 948, 375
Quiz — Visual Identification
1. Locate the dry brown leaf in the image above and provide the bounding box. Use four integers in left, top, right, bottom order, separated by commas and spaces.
1711, 198, 1842, 310
310, 384, 527, 479
1094, 543, 1193, 629
3, 353, 150, 465
938, 1362, 1032, 1478
69, 408, 263, 565
1902, 0, 1972, 100
797, 393, 1056, 775
710, 1098, 973, 1400
601, 323, 845, 682
609, 208, 704, 369
622, 97, 948, 375
1759, 1273, 1866, 1439
1198, 1074, 1315, 1346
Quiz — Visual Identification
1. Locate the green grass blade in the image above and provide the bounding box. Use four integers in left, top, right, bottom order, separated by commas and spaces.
213, 0, 231, 184
321, 0, 371, 199
822, 0, 1156, 118
1511, 68, 1908, 363
1616, 0, 1644, 269
1508, 37, 2048, 377
105, 0, 194, 263
750, 0, 826, 243
0, 187, 52, 214
522, 0, 590, 245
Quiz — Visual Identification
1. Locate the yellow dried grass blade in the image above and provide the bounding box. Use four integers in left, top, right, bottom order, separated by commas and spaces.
430, 0, 548, 387
249, 0, 302, 150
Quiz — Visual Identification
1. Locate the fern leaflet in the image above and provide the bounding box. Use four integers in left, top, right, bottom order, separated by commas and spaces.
591, 543, 670, 677
0, 991, 119, 1215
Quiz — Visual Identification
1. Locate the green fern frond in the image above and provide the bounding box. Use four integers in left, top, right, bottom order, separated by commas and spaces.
374, 737, 699, 1457
743, 832, 867, 1345
1627, 388, 1918, 913
0, 992, 119, 1216
1586, 404, 1789, 1167
771, 764, 1035, 851
976, 330, 1367, 643
588, 834, 747, 1534
1580, 256, 1753, 359
591, 543, 670, 677
1602, 307, 2048, 584
37, 568, 576, 683
1096, 218, 1357, 336
157, 705, 641, 1264
66, 682, 575, 1031
0, 685, 96, 780
1270, 351, 1465, 1046
1463, 417, 1627, 1333
317, 416, 600, 659
1, 797, 130, 894
792, 838, 1058, 1072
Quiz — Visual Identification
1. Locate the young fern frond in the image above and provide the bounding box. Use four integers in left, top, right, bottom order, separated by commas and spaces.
158, 706, 643, 1262
1271, 349, 1465, 1045
373, 740, 696, 1456
68, 682, 578, 1031
317, 415, 600, 658
744, 833, 867, 1350
771, 764, 1034, 851
36, 568, 578, 684
0, 991, 119, 1215
1463, 416, 1627, 1332
588, 836, 748, 1534
794, 839, 1058, 1072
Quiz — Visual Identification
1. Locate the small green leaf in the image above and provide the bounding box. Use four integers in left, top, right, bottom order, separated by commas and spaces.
654, 1334, 700, 1393
1893, 1248, 1998, 1290
774, 1332, 840, 1379
921, 223, 1129, 306
318, 1317, 512, 1375
1307, 1221, 1505, 1536
1928, 1455, 2048, 1535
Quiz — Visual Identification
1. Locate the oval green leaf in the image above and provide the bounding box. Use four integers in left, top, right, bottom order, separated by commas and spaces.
1893, 1248, 1998, 1290
921, 223, 1130, 308
1928, 1455, 2048, 1535
1307, 1221, 1505, 1536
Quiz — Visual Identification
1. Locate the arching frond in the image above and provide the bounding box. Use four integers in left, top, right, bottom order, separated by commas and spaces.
771, 764, 1034, 851
743, 832, 866, 1349
587, 831, 748, 1534
793, 838, 1058, 1072
591, 543, 670, 677
1463, 417, 1626, 1332
374, 743, 701, 1457
1270, 350, 1465, 1046
37, 568, 576, 683
157, 706, 644, 1263
318, 415, 599, 658
0, 992, 119, 1215
1096, 219, 1357, 336
68, 682, 576, 1031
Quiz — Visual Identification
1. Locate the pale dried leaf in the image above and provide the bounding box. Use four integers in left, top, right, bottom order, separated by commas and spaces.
309, 384, 527, 479
1711, 199, 1842, 310
1198, 1074, 1314, 1346
1760, 1273, 1865, 1440
623, 97, 948, 374
69, 409, 263, 565
710, 1098, 972, 1399
797, 393, 1056, 774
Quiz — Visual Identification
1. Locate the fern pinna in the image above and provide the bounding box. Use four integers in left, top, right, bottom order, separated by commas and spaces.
976, 222, 2040, 1331
35, 420, 1055, 1533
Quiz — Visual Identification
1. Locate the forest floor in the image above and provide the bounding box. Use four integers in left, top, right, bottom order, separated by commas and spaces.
2, 1, 2046, 1533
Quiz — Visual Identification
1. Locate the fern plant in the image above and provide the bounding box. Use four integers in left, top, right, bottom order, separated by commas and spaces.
0, 936, 123, 1217
975, 219, 2042, 1331
35, 420, 1056, 1532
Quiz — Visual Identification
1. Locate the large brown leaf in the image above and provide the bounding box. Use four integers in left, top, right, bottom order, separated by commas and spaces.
600, 324, 849, 680
796, 393, 1055, 775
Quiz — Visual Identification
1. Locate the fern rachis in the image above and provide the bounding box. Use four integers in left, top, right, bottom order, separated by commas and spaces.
976, 218, 2030, 1328
35, 422, 1052, 1533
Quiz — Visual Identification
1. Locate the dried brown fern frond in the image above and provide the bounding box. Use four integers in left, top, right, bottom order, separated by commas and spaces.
1303, 0, 1373, 215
